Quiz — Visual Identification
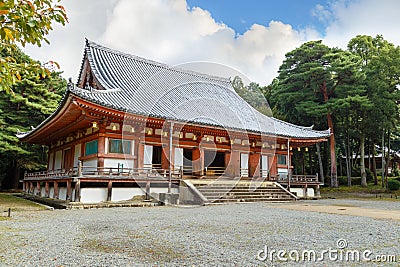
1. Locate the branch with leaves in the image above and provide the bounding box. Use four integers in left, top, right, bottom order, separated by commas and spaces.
0, 0, 67, 93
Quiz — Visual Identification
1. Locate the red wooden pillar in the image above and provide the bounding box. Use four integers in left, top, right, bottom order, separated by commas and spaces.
45, 182, 50, 198
249, 153, 261, 178
225, 150, 240, 177
137, 142, 145, 170
224, 152, 231, 176
161, 144, 170, 170
269, 155, 278, 178
192, 147, 204, 176
66, 180, 72, 201
98, 131, 106, 170
53, 181, 59, 199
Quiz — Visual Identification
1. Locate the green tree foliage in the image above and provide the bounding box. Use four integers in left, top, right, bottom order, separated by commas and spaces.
268, 36, 400, 188
0, 0, 67, 93
0, 44, 66, 188
270, 40, 366, 187
348, 35, 400, 187
232, 76, 273, 116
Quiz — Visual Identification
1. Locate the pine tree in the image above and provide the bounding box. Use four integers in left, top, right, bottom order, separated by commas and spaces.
0, 44, 66, 189
348, 35, 400, 187
271, 40, 366, 187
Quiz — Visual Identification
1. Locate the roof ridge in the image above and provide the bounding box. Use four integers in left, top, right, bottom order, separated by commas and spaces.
85, 39, 231, 85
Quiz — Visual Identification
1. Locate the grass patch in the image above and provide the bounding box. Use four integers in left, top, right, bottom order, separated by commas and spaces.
0, 193, 46, 213
321, 183, 400, 200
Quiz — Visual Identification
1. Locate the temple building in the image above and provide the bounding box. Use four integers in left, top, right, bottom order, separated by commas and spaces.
18, 40, 330, 204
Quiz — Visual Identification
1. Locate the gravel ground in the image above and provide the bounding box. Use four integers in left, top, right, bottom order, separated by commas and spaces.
0, 200, 399, 266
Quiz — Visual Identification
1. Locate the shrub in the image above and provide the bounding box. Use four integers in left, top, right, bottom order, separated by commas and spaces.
338, 176, 361, 186
388, 179, 400, 191
352, 166, 373, 182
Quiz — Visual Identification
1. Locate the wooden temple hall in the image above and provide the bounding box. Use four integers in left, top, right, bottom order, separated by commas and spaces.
18, 40, 330, 204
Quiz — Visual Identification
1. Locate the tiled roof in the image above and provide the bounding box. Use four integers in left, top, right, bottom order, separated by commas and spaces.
19, 40, 330, 140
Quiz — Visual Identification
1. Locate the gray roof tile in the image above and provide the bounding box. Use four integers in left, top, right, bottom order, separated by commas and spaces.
19, 40, 330, 140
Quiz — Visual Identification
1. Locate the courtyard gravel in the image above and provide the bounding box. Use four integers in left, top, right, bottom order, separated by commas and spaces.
0, 199, 399, 266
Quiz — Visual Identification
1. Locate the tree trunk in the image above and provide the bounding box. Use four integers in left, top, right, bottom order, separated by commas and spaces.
360, 136, 367, 187
384, 130, 391, 189
308, 147, 313, 174
372, 143, 378, 185
320, 81, 338, 187
327, 113, 338, 187
316, 143, 324, 184
324, 142, 330, 178
345, 138, 351, 187
382, 128, 385, 188
12, 167, 20, 189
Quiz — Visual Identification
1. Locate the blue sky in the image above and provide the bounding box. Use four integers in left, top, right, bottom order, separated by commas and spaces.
24, 0, 400, 85
187, 0, 329, 35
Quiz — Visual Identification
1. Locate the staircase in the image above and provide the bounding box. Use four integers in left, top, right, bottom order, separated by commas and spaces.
187, 179, 297, 203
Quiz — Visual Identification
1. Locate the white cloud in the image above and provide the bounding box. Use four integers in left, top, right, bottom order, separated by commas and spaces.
100, 0, 316, 85
321, 0, 400, 48
21, 0, 400, 87
22, 0, 118, 80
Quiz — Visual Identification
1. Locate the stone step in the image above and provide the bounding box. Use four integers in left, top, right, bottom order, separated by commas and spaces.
203, 193, 292, 199
192, 185, 277, 189
202, 190, 291, 196
189, 180, 296, 203
210, 197, 294, 203
198, 188, 283, 192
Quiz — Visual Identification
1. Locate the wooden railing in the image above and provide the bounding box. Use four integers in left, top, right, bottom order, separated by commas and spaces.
270, 174, 319, 184
24, 166, 319, 185
24, 166, 182, 181
204, 166, 226, 176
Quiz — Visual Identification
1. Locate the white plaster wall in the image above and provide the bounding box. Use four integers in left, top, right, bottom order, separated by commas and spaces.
80, 188, 108, 203
59, 187, 67, 200
73, 144, 81, 167
307, 188, 315, 197
111, 188, 145, 202
104, 158, 134, 169
240, 153, 249, 177
174, 147, 183, 170
289, 187, 315, 197
40, 187, 46, 197
54, 150, 62, 170
144, 145, 153, 166
290, 188, 304, 197
83, 159, 98, 168
49, 187, 54, 198
48, 153, 54, 171
261, 155, 268, 178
